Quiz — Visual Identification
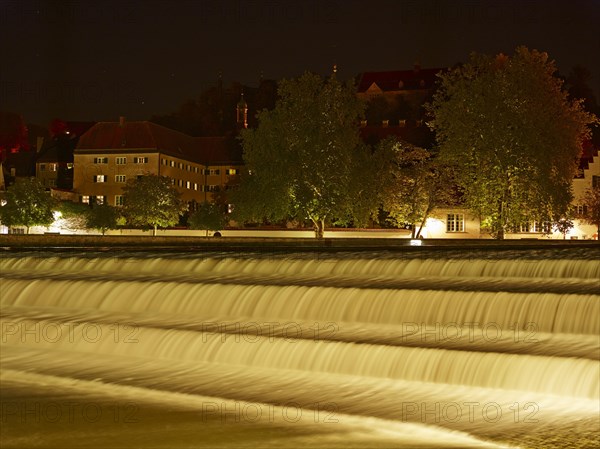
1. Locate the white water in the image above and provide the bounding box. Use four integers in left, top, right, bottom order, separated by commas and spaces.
1, 249, 599, 448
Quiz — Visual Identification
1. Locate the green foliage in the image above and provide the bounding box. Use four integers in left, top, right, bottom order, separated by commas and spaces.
0, 178, 55, 233
56, 201, 90, 232
188, 202, 227, 236
121, 175, 184, 235
377, 138, 455, 237
428, 47, 599, 239
581, 186, 600, 238
232, 72, 366, 238
86, 204, 119, 235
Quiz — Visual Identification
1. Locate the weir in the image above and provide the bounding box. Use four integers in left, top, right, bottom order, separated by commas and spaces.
1, 248, 599, 448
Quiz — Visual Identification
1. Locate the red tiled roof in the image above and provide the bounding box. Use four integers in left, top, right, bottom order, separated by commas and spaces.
357, 67, 445, 93
76, 121, 242, 165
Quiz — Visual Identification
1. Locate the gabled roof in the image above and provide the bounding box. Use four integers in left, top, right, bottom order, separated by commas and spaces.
357, 67, 445, 93
76, 121, 243, 165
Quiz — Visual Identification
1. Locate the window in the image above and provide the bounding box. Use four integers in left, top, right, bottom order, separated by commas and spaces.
186, 165, 191, 171
47, 179, 56, 187
193, 183, 198, 190
39, 164, 46, 171
115, 195, 124, 206
95, 196, 105, 205
204, 169, 220, 175
193, 166, 199, 173
170, 160, 176, 167
94, 157, 108, 164
93, 175, 106, 183
178, 179, 183, 187
186, 181, 191, 189
519, 222, 531, 233
67, 163, 74, 169
115, 175, 126, 183
48, 163, 58, 172
446, 214, 464, 232
81, 195, 90, 204
226, 169, 240, 176
161, 158, 167, 165
205, 185, 220, 192
133, 157, 148, 164
116, 157, 127, 165
178, 162, 183, 169
593, 176, 600, 189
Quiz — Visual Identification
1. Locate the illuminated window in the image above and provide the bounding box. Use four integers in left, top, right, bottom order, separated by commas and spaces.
193, 183, 198, 190
133, 157, 148, 164
193, 167, 199, 173
116, 157, 127, 165
115, 195, 124, 206
170, 160, 176, 167
95, 196, 105, 205
81, 195, 90, 204
226, 169, 239, 175
446, 214, 464, 232
94, 157, 108, 164
178, 162, 183, 169
48, 163, 58, 171
67, 163, 74, 169
115, 175, 126, 183
93, 175, 106, 183
186, 181, 191, 189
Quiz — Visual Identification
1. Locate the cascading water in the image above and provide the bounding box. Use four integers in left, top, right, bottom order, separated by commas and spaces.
1, 247, 599, 448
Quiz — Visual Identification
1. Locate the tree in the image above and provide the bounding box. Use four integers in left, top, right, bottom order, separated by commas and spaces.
188, 202, 227, 237
428, 47, 598, 239
121, 175, 184, 236
55, 201, 89, 232
378, 138, 455, 238
581, 186, 600, 240
0, 177, 54, 233
232, 72, 365, 238
87, 204, 119, 235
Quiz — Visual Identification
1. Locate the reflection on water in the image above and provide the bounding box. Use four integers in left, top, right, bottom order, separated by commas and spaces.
1, 248, 599, 448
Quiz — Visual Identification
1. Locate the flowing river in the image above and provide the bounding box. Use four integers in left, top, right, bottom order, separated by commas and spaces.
1, 247, 599, 448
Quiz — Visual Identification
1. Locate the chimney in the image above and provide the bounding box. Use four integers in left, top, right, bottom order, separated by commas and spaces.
119, 116, 126, 127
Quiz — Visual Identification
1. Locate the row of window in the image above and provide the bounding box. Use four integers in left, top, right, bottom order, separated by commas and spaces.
160, 158, 240, 176
81, 195, 124, 206
39, 163, 74, 171
93, 157, 148, 164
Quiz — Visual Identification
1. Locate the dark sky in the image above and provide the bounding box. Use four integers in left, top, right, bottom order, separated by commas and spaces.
2, 0, 599, 126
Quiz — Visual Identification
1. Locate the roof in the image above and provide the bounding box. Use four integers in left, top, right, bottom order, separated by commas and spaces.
76, 121, 243, 165
357, 67, 445, 93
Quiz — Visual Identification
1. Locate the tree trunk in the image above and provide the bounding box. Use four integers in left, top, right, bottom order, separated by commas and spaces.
313, 219, 325, 239
205, 229, 208, 237
496, 227, 505, 240
26, 226, 30, 235
153, 225, 157, 237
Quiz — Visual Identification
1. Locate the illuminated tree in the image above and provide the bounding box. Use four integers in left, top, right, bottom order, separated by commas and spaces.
122, 175, 184, 236
581, 186, 600, 239
0, 178, 54, 233
233, 72, 365, 238
378, 137, 456, 237
86, 204, 119, 235
428, 47, 598, 239
188, 202, 227, 237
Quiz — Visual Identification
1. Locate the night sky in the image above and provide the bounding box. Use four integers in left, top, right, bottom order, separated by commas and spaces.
2, 0, 599, 127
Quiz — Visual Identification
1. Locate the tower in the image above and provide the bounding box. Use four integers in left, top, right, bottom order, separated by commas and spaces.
236, 93, 248, 129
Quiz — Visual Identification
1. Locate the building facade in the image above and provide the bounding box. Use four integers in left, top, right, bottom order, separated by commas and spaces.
73, 119, 243, 207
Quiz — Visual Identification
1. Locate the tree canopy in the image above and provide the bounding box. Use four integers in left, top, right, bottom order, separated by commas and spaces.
121, 175, 184, 235
188, 202, 227, 236
232, 72, 367, 237
87, 204, 119, 235
428, 47, 598, 238
0, 177, 55, 233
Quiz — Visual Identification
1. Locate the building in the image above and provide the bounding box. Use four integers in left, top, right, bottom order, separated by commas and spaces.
73, 118, 243, 207
36, 121, 96, 190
